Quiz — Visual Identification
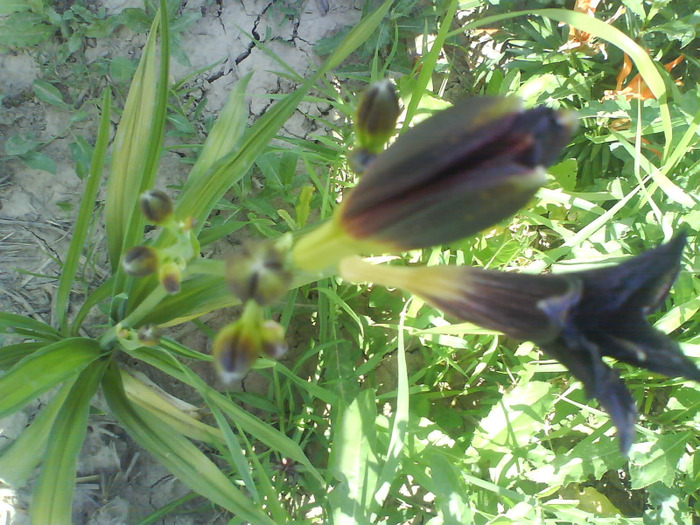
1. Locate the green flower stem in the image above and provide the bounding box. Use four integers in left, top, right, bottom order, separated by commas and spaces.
292, 219, 387, 272
100, 257, 337, 348
339, 256, 410, 290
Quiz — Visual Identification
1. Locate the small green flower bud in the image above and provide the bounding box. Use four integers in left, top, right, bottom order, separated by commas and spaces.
355, 80, 401, 154
212, 301, 264, 381
123, 246, 159, 276
137, 324, 160, 346
226, 240, 292, 306
260, 320, 287, 359
159, 261, 182, 294
139, 189, 174, 224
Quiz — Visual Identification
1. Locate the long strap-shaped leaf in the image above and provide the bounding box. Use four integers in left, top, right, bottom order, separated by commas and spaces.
0, 312, 61, 341
0, 378, 76, 487
123, 344, 324, 485
104, 12, 159, 269
0, 337, 102, 418
55, 88, 112, 334
30, 358, 108, 525
102, 363, 277, 524
108, 1, 171, 321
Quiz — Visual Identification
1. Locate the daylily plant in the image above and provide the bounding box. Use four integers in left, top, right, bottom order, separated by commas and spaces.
128, 84, 696, 453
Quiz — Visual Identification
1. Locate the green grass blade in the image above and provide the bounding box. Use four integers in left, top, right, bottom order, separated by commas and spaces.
30, 358, 108, 525
203, 391, 259, 502
372, 300, 410, 513
402, 0, 458, 129
122, 344, 324, 485
318, 0, 393, 75
0, 378, 75, 487
101, 363, 276, 524
0, 312, 61, 341
329, 389, 379, 524
70, 275, 114, 336
104, 12, 160, 269
0, 338, 102, 418
55, 88, 111, 334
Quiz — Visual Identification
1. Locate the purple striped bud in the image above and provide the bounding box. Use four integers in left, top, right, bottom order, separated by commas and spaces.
293, 97, 576, 271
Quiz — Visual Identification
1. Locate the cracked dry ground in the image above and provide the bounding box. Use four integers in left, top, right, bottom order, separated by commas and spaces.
0, 0, 364, 522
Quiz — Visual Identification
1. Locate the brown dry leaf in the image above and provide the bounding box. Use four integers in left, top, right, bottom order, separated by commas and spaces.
604, 54, 685, 100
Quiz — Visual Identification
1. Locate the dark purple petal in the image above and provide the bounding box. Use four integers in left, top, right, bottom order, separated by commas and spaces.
420, 267, 573, 343
542, 339, 637, 455
575, 233, 686, 319
343, 163, 543, 248
344, 97, 520, 216
587, 316, 700, 381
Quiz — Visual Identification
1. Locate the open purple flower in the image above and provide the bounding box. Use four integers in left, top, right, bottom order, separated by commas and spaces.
340, 234, 698, 453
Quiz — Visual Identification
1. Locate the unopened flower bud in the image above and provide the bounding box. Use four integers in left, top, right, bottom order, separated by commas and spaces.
158, 261, 181, 294
260, 320, 287, 359
355, 80, 401, 154
294, 97, 577, 271
123, 246, 159, 276
212, 301, 264, 381
137, 324, 160, 346
226, 239, 292, 306
139, 189, 174, 224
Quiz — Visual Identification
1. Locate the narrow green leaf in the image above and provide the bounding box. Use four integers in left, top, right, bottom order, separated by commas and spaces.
0, 379, 75, 487
203, 392, 259, 502
104, 12, 159, 269
30, 359, 108, 525
0, 338, 102, 418
403, 0, 458, 129
56, 88, 112, 334
113, 0, 171, 314
319, 0, 393, 75
122, 344, 325, 485
102, 363, 276, 524
0, 312, 61, 341
372, 300, 411, 513
182, 71, 252, 194
329, 389, 379, 524
430, 454, 473, 525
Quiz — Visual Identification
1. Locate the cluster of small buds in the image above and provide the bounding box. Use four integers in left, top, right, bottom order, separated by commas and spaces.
121, 189, 198, 295
213, 237, 293, 381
